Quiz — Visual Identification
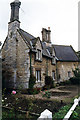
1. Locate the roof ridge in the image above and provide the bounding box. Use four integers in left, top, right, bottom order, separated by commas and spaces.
53, 44, 70, 47
19, 28, 35, 39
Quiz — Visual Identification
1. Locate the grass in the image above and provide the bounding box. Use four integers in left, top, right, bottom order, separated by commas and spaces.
53, 102, 80, 120
70, 105, 80, 120
52, 104, 72, 119
2, 108, 38, 120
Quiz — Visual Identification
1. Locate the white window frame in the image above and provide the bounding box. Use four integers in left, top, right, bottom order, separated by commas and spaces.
36, 49, 41, 60
36, 70, 41, 82
52, 71, 55, 80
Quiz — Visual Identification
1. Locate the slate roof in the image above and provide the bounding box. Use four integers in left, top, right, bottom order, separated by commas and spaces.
19, 28, 35, 40
19, 28, 35, 47
41, 42, 53, 58
53, 45, 78, 61
18, 28, 79, 61
18, 28, 52, 58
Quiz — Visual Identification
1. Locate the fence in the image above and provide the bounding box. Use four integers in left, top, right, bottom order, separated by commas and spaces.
37, 97, 80, 120
63, 97, 80, 120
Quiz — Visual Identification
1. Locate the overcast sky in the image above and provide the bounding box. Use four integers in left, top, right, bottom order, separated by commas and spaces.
0, 0, 79, 51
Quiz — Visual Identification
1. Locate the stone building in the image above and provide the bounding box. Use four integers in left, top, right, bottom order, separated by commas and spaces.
2, 0, 79, 89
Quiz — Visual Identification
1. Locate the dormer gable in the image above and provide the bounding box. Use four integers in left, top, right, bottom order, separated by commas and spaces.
35, 37, 42, 61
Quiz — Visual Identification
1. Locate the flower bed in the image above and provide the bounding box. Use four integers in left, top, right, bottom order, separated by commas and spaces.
2, 93, 66, 118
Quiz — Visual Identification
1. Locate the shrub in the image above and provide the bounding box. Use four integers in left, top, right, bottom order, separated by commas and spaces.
69, 68, 80, 85
45, 76, 54, 88
59, 80, 71, 86
21, 89, 28, 94
28, 87, 41, 95
73, 68, 80, 78
69, 77, 80, 85
41, 90, 51, 98
29, 74, 36, 89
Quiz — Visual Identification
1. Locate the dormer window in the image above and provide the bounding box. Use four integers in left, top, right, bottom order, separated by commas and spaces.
52, 56, 56, 64
36, 49, 42, 61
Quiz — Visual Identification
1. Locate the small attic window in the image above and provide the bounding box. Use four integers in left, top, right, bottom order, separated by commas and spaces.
36, 49, 42, 61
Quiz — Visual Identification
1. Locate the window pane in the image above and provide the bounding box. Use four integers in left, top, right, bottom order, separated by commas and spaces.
36, 71, 38, 81
52, 71, 55, 80
38, 71, 40, 81
68, 71, 71, 78
37, 49, 41, 60
36, 70, 41, 82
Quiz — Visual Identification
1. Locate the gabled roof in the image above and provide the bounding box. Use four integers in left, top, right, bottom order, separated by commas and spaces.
19, 28, 35, 40
18, 28, 79, 61
42, 42, 53, 58
18, 28, 52, 58
53, 45, 78, 62
18, 28, 36, 48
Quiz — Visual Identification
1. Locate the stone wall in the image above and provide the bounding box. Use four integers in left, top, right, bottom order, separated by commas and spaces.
57, 61, 79, 82
2, 33, 17, 88
31, 53, 56, 87
2, 21, 30, 89
16, 31, 30, 88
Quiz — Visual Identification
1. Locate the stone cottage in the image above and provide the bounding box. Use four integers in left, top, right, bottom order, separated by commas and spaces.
2, 0, 79, 89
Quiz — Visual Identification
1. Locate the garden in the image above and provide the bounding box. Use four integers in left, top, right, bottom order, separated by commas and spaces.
2, 83, 80, 119
2, 68, 80, 119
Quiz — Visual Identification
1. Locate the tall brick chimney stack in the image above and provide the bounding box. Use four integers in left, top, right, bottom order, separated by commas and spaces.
41, 27, 51, 43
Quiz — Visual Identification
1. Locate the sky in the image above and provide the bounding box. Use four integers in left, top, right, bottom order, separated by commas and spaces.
0, 0, 79, 51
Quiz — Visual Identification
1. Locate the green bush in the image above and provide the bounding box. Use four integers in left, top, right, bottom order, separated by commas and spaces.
59, 80, 71, 86
28, 87, 41, 95
45, 76, 54, 88
41, 90, 51, 98
29, 74, 36, 89
69, 68, 80, 85
70, 106, 80, 120
69, 77, 80, 85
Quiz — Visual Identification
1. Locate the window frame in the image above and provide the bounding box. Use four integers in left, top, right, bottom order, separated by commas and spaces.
36, 49, 42, 61
36, 70, 41, 82
52, 71, 55, 80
